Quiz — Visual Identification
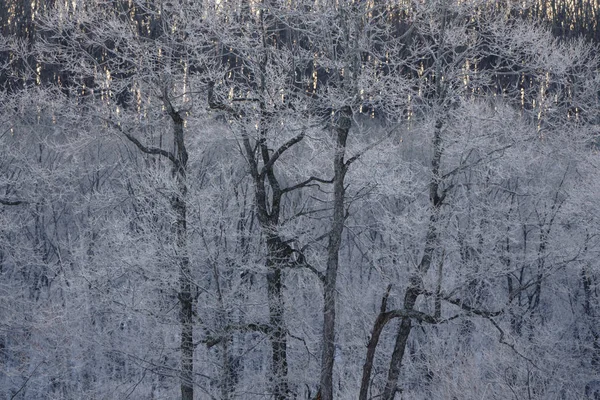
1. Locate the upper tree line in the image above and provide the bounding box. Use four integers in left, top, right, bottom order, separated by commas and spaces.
1, 0, 599, 91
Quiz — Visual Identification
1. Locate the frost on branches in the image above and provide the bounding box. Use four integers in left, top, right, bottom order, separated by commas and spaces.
1, 0, 599, 399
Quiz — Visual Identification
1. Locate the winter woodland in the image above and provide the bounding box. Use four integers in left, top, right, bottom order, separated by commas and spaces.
1, 0, 600, 399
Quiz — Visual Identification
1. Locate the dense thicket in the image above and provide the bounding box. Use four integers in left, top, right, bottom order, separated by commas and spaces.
1, 1, 600, 400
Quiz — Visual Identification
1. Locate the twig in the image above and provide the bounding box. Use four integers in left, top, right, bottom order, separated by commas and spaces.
10, 360, 44, 400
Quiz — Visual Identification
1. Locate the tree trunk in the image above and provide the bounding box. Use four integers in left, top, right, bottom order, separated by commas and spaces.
320, 107, 350, 400
266, 236, 290, 400
382, 117, 444, 400
170, 108, 194, 400
359, 285, 391, 400
176, 180, 194, 400
381, 292, 416, 400
118, 89, 195, 399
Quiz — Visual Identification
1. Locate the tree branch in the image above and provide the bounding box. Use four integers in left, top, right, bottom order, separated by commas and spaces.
207, 81, 239, 116
202, 323, 272, 348
121, 129, 179, 168
345, 128, 396, 169
0, 198, 25, 206
287, 248, 326, 283
105, 118, 179, 166
10, 361, 44, 400
423, 290, 503, 318
281, 176, 334, 194
488, 317, 543, 371
260, 131, 305, 176
442, 143, 514, 180
384, 309, 438, 324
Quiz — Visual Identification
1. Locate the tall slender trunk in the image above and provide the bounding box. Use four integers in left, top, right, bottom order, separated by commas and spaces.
169, 108, 194, 400
359, 286, 391, 400
242, 130, 291, 398
381, 292, 416, 400
320, 107, 350, 400
267, 236, 290, 400
114, 87, 195, 398
382, 5, 448, 396
382, 117, 444, 400
212, 258, 233, 400
177, 195, 194, 400
258, 11, 291, 395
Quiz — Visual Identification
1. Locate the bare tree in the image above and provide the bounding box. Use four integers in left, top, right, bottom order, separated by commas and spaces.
32, 2, 214, 398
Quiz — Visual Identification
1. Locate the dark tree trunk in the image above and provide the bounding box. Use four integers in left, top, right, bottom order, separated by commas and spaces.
382, 116, 444, 400
267, 236, 290, 400
172, 111, 194, 400
320, 106, 350, 400
359, 286, 392, 400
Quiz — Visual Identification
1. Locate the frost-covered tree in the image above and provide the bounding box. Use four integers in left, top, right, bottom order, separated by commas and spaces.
27, 2, 213, 398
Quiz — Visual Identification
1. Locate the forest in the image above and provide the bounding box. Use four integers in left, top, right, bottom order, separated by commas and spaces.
1, 0, 600, 399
